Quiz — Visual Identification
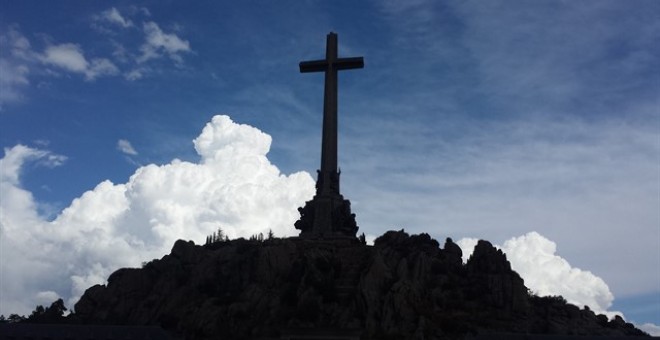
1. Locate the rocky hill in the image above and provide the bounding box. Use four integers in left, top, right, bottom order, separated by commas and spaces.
70, 230, 647, 339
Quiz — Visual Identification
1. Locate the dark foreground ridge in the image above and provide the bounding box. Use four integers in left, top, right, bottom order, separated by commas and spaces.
48, 230, 645, 339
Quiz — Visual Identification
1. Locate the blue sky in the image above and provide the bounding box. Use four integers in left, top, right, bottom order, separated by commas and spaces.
1, 0, 658, 331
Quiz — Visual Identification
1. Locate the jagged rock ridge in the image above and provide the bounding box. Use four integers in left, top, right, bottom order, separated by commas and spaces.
71, 230, 647, 339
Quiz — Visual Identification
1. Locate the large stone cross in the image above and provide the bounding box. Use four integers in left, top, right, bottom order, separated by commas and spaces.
300, 32, 364, 196
295, 32, 363, 238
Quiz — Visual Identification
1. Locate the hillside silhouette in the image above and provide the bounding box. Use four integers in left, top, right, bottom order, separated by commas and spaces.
52, 230, 646, 339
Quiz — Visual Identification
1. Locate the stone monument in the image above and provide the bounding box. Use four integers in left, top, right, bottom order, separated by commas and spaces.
295, 32, 363, 238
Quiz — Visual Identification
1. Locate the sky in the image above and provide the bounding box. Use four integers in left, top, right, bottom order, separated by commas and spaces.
1, 0, 658, 333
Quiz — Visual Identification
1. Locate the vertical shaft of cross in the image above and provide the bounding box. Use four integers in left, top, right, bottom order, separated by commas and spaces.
300, 32, 363, 197
320, 33, 339, 195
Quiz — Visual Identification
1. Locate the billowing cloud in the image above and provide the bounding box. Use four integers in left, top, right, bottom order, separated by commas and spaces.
1, 145, 67, 184
0, 146, 68, 314
117, 139, 138, 155
456, 238, 478, 262
40, 43, 118, 80
0, 115, 315, 316
458, 234, 660, 332
501, 232, 614, 313
639, 323, 660, 336
458, 232, 617, 317
138, 22, 191, 63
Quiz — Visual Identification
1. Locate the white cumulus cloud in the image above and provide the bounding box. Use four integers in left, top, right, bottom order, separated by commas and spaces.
501, 232, 615, 312
639, 323, 660, 336
458, 232, 618, 317
0, 115, 315, 316
1, 145, 66, 184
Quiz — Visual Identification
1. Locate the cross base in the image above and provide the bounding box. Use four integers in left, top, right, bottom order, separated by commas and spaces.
294, 194, 358, 238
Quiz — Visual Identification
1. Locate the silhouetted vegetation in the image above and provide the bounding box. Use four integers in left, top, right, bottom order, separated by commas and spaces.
247, 229, 276, 242
0, 314, 26, 323
0, 299, 68, 324
529, 294, 568, 305
249, 232, 264, 242
27, 298, 68, 323
203, 228, 278, 249
205, 227, 227, 245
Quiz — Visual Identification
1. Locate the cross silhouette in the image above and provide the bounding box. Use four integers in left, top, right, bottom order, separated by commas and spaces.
295, 32, 363, 238
299, 32, 364, 196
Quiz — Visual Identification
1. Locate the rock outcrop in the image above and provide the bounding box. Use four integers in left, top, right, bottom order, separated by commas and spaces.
71, 230, 647, 339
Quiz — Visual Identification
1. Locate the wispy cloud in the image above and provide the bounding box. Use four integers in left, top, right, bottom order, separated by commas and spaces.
99, 7, 133, 28
116, 139, 138, 155
40, 44, 88, 72
1, 9, 195, 107
124, 67, 147, 81
1, 25, 123, 109
138, 22, 191, 64
5, 26, 32, 60
370, 0, 659, 122
39, 43, 118, 81
91, 7, 135, 34
0, 27, 33, 109
0, 59, 29, 109
0, 145, 66, 184
341, 113, 659, 297
462, 2, 656, 115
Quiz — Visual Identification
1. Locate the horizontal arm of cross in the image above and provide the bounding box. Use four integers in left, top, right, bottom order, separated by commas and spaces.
299, 57, 364, 73
299, 60, 327, 73
336, 57, 364, 70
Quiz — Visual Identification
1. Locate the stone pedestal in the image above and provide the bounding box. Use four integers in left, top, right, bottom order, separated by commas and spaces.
294, 193, 358, 238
